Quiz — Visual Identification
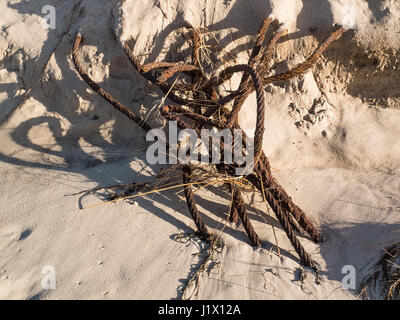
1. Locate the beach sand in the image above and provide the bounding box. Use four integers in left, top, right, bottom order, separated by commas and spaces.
0, 0, 399, 299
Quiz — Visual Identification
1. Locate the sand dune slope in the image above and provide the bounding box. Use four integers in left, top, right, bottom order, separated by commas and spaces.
0, 0, 399, 299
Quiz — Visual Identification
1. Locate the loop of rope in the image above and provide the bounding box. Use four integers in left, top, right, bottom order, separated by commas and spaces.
72, 19, 348, 268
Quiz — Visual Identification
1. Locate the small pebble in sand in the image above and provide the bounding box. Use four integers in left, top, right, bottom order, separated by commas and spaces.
99, 245, 105, 249
97, 261, 103, 266
103, 291, 109, 296
76, 281, 82, 285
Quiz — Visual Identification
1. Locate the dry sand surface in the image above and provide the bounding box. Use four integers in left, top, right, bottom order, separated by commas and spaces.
1, 0, 400, 300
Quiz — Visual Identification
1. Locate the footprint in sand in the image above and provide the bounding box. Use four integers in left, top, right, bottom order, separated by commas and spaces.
0, 225, 33, 251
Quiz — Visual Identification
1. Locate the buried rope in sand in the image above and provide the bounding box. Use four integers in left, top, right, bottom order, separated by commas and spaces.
72, 15, 349, 269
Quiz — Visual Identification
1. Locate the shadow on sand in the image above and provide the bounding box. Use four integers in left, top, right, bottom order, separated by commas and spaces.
1, 1, 396, 282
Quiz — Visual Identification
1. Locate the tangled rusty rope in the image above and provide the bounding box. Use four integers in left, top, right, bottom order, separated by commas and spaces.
72, 19, 348, 269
